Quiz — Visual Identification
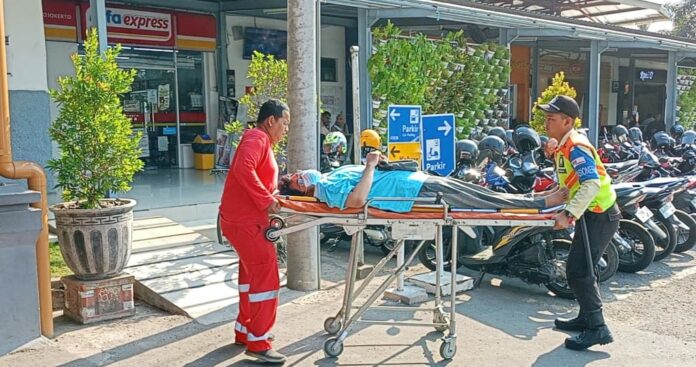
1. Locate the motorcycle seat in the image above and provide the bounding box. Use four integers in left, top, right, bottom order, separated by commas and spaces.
604, 160, 639, 171
613, 185, 643, 197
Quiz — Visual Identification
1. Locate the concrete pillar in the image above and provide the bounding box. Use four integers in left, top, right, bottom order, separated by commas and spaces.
217, 8, 229, 98
89, 0, 108, 53
357, 8, 373, 131
665, 51, 678, 129
531, 42, 539, 103
0, 184, 42, 355
286, 0, 319, 291
587, 40, 602, 146
499, 28, 512, 128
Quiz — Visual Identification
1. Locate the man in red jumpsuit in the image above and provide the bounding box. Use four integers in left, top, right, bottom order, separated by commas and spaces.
219, 99, 290, 364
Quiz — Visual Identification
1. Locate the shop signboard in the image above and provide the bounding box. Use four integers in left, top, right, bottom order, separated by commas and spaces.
421, 114, 455, 176
635, 69, 666, 84
42, 0, 78, 42
81, 4, 174, 47
43, 2, 216, 51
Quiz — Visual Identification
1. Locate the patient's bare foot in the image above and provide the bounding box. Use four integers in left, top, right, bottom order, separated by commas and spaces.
534, 186, 559, 198
544, 187, 569, 207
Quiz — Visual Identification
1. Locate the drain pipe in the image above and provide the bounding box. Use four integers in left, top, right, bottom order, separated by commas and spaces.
0, 1, 53, 337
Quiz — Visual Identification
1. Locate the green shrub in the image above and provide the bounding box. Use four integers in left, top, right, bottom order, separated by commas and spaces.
530, 71, 581, 134
224, 51, 288, 155
47, 29, 143, 209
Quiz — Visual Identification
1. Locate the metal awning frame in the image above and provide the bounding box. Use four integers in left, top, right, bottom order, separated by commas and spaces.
323, 0, 696, 145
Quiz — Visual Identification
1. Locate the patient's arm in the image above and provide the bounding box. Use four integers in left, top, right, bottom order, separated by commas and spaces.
345, 151, 380, 208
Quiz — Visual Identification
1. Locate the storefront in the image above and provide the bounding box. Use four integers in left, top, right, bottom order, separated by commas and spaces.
618, 66, 667, 128
42, 0, 217, 169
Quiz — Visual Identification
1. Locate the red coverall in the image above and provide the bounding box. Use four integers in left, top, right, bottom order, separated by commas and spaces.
219, 128, 279, 352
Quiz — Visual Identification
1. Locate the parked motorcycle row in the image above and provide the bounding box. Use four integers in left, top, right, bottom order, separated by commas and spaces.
319, 124, 696, 300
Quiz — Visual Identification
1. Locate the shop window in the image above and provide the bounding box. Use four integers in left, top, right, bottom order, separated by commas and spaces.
321, 58, 337, 82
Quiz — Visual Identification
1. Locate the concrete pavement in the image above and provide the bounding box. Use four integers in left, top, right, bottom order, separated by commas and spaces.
2, 244, 695, 367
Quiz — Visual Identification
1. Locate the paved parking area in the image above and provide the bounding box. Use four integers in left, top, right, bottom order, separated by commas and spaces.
2, 244, 695, 367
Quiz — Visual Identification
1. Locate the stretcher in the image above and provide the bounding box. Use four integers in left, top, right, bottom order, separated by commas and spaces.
265, 195, 559, 360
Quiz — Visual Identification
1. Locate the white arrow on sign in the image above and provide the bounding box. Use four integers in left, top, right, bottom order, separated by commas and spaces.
389, 109, 401, 121
437, 120, 452, 136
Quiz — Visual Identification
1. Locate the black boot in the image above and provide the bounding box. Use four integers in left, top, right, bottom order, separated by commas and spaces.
554, 312, 587, 332
564, 310, 614, 350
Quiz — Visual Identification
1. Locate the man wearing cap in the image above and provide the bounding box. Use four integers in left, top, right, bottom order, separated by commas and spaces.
538, 95, 621, 350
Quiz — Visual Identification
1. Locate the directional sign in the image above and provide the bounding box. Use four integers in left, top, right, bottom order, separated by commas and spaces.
422, 114, 456, 176
387, 105, 422, 143
388, 142, 422, 164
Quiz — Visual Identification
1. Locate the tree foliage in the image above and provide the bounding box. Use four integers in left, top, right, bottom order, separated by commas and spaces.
47, 29, 143, 209
530, 72, 581, 134
224, 51, 288, 156
668, 0, 696, 39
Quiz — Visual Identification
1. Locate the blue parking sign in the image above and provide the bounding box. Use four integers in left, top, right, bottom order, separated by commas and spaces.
422, 114, 455, 176
387, 105, 421, 143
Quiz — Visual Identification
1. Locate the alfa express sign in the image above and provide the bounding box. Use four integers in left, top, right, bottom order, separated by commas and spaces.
82, 5, 175, 47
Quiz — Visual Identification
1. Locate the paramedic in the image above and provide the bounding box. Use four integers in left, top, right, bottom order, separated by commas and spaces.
219, 99, 289, 364
538, 95, 621, 350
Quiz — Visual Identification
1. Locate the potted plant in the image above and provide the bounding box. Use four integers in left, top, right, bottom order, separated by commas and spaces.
47, 29, 143, 280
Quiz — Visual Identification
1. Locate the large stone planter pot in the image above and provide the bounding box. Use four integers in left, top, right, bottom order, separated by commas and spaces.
50, 199, 136, 280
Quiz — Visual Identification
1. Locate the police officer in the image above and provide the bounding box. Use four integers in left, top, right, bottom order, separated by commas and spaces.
538, 95, 621, 350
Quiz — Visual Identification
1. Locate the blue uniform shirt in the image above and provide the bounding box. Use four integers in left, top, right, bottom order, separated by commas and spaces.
569, 146, 600, 183
314, 165, 428, 212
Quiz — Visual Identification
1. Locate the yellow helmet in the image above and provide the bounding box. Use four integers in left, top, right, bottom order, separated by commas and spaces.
360, 129, 381, 150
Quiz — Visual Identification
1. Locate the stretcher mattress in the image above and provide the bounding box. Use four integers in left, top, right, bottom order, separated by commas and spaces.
276, 196, 559, 221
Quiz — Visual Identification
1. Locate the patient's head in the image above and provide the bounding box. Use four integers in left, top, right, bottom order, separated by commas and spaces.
278, 169, 321, 196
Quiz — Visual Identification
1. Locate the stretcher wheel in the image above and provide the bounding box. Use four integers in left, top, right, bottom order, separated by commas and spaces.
265, 228, 279, 242
269, 216, 285, 230
323, 337, 344, 358
433, 312, 449, 333
440, 340, 457, 360
324, 317, 342, 335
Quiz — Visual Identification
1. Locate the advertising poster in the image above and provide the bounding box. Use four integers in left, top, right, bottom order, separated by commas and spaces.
158, 84, 170, 111
216, 129, 233, 168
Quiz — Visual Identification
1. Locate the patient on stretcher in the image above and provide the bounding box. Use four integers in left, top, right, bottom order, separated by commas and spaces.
278, 152, 567, 213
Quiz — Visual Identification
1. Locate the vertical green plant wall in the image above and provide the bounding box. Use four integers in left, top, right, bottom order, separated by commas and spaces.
368, 22, 511, 141
677, 68, 696, 129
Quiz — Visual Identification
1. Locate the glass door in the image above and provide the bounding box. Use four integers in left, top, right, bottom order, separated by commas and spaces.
118, 49, 179, 168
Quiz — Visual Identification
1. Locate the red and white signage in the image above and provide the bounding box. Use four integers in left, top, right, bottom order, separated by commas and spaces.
81, 4, 175, 47
42, 0, 78, 41
42, 1, 216, 51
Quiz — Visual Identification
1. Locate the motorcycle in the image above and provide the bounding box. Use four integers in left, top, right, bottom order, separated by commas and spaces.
417, 223, 619, 296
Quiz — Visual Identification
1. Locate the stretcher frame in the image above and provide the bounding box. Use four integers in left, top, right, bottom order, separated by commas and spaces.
265, 196, 557, 360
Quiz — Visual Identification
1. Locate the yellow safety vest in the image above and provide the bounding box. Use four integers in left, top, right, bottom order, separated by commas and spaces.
554, 131, 616, 213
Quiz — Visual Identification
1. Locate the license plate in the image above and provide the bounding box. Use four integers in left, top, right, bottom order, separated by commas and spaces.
660, 202, 676, 218
635, 206, 653, 222
391, 222, 436, 240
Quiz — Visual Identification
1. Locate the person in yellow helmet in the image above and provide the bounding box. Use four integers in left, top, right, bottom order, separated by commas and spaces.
360, 129, 382, 157
538, 95, 621, 351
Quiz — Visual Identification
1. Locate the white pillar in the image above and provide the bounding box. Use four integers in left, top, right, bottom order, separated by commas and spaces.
89, 0, 108, 53
665, 51, 678, 130
587, 40, 603, 146
287, 0, 319, 291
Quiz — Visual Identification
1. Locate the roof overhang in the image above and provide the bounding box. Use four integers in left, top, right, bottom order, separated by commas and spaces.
325, 0, 695, 53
